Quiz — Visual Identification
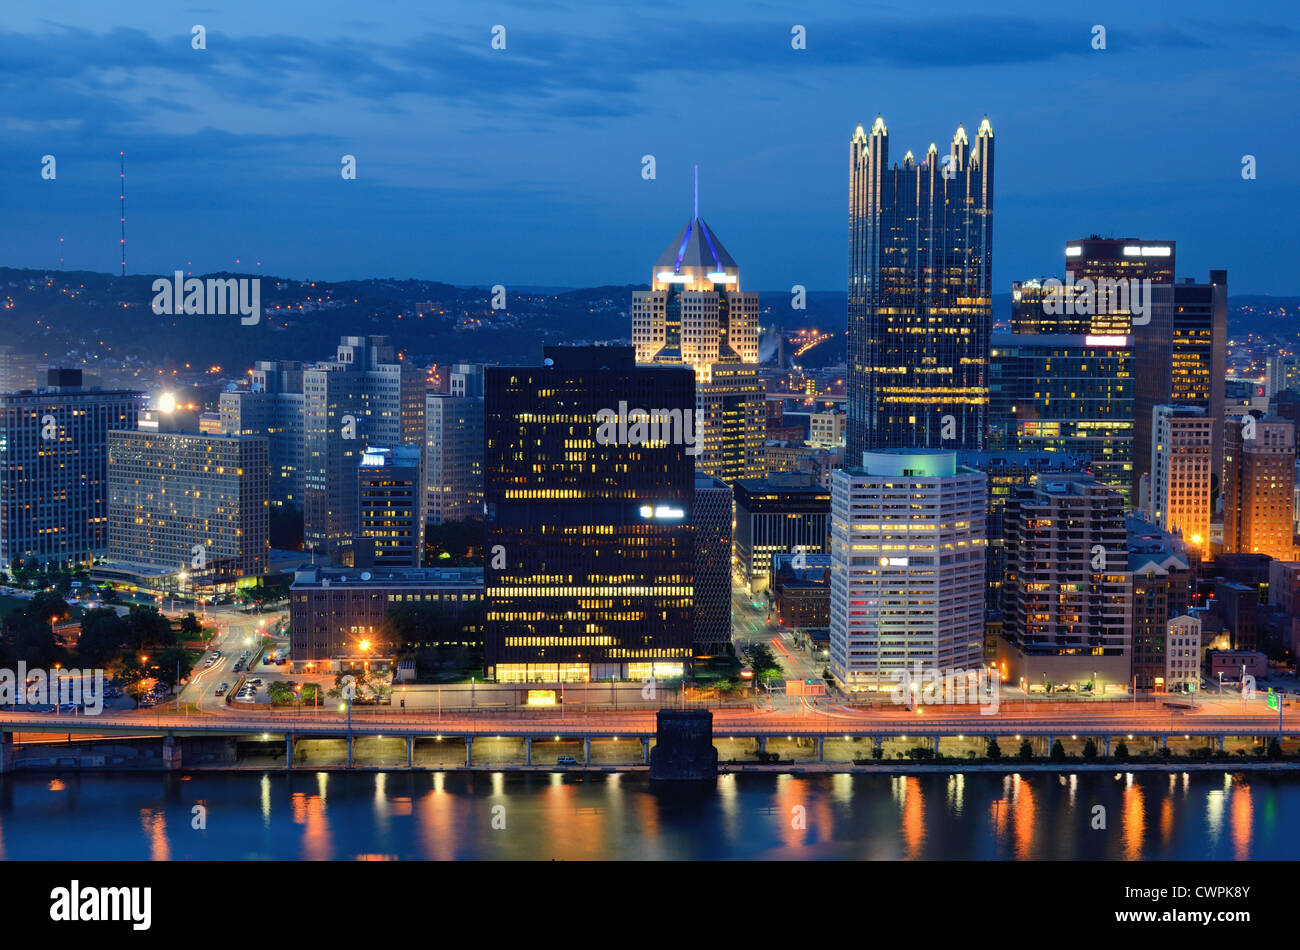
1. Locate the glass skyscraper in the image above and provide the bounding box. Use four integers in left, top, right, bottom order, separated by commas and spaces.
846, 116, 994, 460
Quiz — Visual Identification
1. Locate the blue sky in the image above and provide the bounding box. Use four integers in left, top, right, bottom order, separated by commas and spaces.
2, 0, 1297, 293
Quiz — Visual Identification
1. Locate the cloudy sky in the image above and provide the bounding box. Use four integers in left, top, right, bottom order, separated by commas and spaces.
2, 0, 1297, 293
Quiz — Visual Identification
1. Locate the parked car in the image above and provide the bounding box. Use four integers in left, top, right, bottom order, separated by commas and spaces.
556, 756, 579, 766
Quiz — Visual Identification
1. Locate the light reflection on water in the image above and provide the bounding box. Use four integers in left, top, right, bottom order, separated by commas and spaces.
0, 770, 1291, 861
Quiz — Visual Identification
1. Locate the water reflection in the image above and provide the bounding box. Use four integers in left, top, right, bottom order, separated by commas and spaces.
0, 769, 1282, 860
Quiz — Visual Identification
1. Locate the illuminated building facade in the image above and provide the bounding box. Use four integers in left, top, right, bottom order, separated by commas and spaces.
484, 346, 694, 683
424, 363, 484, 525
218, 360, 305, 508
999, 473, 1131, 691
0, 370, 143, 569
356, 445, 424, 567
1062, 237, 1175, 336
1147, 404, 1212, 559
107, 430, 269, 583
828, 451, 986, 691
1128, 515, 1193, 691
289, 564, 482, 670
732, 473, 830, 593
1134, 271, 1226, 501
988, 332, 1133, 500
846, 116, 994, 457
631, 192, 763, 481
1223, 413, 1296, 561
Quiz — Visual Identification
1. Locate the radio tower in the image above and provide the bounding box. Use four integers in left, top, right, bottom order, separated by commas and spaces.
119, 152, 126, 276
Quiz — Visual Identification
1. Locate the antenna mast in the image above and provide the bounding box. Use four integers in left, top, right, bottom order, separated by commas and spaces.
693, 164, 699, 219
119, 152, 126, 276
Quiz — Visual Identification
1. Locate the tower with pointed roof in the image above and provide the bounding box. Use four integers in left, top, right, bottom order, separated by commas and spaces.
846, 115, 994, 458
632, 170, 764, 482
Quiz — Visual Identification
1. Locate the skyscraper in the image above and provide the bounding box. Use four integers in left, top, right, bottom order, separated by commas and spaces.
1148, 404, 1212, 559
356, 445, 424, 567
107, 430, 269, 584
302, 336, 425, 556
1134, 271, 1227, 501
692, 473, 732, 655
1223, 413, 1296, 561
0, 370, 143, 569
484, 346, 695, 683
846, 116, 994, 458
631, 184, 764, 481
219, 360, 304, 508
424, 363, 484, 526
828, 451, 986, 691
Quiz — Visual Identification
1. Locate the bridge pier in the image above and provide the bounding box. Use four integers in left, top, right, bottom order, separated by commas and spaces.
285, 734, 293, 770
1217, 736, 1225, 752
466, 736, 473, 767
0, 731, 12, 773
406, 736, 413, 769
873, 737, 883, 757
162, 734, 181, 771
1104, 737, 1111, 757
346, 734, 353, 769
1161, 735, 1168, 750
642, 737, 650, 764
757, 737, 767, 754
932, 736, 941, 755
817, 736, 825, 762
525, 737, 532, 766
583, 736, 591, 766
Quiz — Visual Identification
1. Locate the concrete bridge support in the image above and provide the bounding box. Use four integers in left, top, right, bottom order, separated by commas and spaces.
583, 736, 591, 766
525, 737, 532, 766
162, 734, 181, 771
346, 734, 353, 769
286, 734, 294, 769
465, 736, 473, 767
642, 737, 650, 764
0, 732, 12, 773
406, 736, 414, 768
817, 736, 825, 762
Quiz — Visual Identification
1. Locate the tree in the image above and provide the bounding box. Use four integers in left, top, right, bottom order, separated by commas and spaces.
1114, 741, 1130, 761
1050, 739, 1066, 761
29, 589, 70, 626
5, 610, 59, 668
152, 646, 194, 691
1082, 738, 1098, 761
179, 612, 203, 636
1017, 738, 1033, 760
986, 737, 1002, 760
126, 605, 175, 649
76, 608, 132, 666
1267, 737, 1283, 760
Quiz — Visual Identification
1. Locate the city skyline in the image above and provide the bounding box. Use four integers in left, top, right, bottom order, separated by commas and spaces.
1, 1, 1297, 294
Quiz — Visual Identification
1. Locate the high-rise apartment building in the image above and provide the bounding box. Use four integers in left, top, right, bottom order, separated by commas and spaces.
484, 346, 695, 683
425, 363, 484, 525
999, 473, 1131, 691
107, 430, 269, 584
1148, 404, 1213, 559
1223, 413, 1296, 560
1266, 356, 1300, 399
219, 360, 305, 508
846, 116, 994, 457
356, 445, 424, 567
692, 473, 732, 654
0, 370, 143, 569
828, 451, 986, 691
631, 198, 763, 481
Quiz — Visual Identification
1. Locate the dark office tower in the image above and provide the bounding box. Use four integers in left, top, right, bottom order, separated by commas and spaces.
1063, 237, 1175, 335
846, 115, 994, 459
1010, 280, 1055, 334
692, 473, 733, 655
484, 346, 695, 683
1133, 271, 1226, 501
0, 370, 143, 568
988, 331, 1133, 501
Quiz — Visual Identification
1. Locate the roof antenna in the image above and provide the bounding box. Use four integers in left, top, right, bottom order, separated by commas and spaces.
694, 164, 699, 220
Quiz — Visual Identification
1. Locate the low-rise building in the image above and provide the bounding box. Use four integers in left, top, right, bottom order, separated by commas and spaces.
1163, 614, 1201, 693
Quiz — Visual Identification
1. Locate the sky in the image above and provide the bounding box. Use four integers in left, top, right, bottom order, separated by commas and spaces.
1, 0, 1298, 294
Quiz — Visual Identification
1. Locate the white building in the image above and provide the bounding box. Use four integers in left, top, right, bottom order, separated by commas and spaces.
1164, 614, 1202, 693
829, 450, 986, 691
